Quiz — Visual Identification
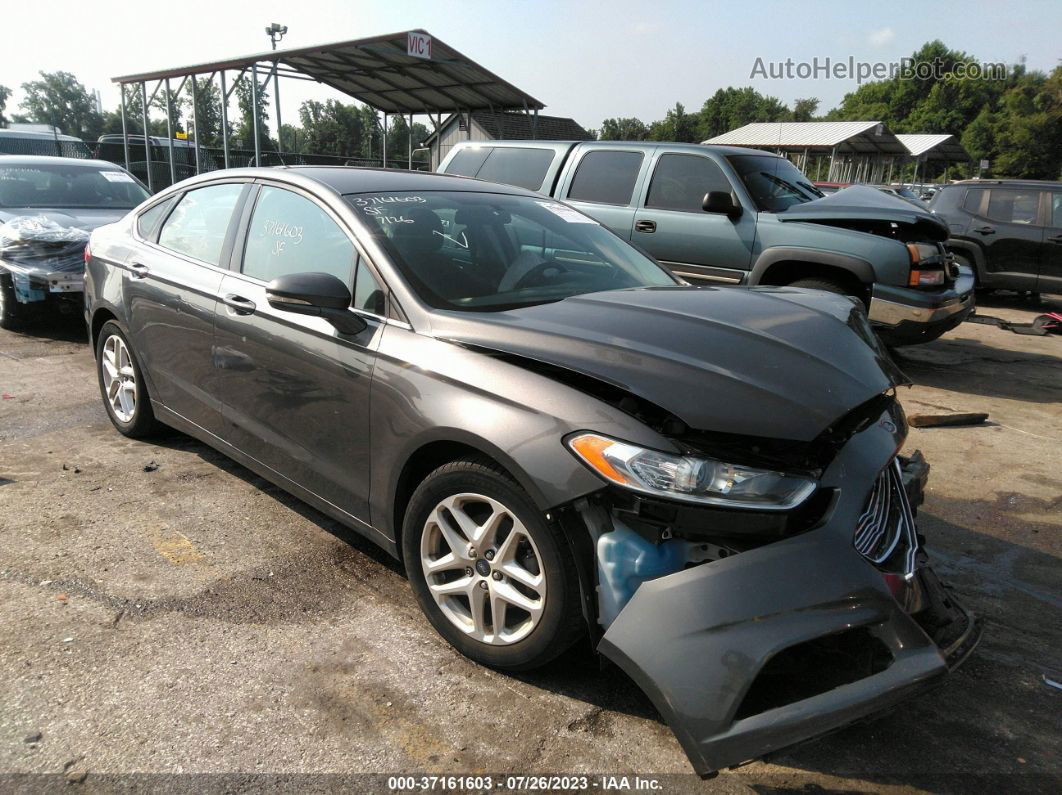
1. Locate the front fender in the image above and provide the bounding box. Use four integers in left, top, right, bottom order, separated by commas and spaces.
750, 246, 876, 285
367, 326, 669, 542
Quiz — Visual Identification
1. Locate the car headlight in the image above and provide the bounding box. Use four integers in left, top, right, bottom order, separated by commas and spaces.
567, 432, 816, 510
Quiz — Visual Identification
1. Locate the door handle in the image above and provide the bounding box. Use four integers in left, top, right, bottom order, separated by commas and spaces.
973, 226, 996, 235
129, 262, 149, 279
635, 220, 657, 233
222, 293, 256, 315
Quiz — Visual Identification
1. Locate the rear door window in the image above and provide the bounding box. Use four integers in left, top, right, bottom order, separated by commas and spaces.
567, 150, 644, 205
1049, 192, 1062, 227
961, 188, 985, 214
646, 154, 732, 212
986, 189, 1041, 225
475, 148, 554, 191
157, 183, 244, 265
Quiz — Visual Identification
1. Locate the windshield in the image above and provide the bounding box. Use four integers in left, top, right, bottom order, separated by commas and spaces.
345, 191, 676, 311
727, 155, 824, 212
0, 163, 150, 209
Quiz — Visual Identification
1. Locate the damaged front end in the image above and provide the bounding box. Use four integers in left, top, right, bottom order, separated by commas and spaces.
0, 215, 90, 307
561, 398, 981, 777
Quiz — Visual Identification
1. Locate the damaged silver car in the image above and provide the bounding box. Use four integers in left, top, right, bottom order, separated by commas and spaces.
83, 167, 981, 776
0, 156, 148, 329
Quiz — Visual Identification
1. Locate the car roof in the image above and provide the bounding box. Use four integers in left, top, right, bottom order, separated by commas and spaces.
455, 140, 778, 158
0, 155, 128, 169
179, 165, 542, 197
0, 129, 84, 142
949, 179, 1062, 188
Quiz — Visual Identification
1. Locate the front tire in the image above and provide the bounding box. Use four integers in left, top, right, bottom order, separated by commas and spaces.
402, 458, 583, 671
0, 272, 26, 331
95, 321, 161, 438
788, 276, 851, 296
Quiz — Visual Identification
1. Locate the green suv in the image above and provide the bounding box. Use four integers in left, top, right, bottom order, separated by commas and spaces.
439, 141, 975, 345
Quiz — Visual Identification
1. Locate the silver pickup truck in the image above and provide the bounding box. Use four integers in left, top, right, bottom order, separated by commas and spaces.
439, 140, 975, 345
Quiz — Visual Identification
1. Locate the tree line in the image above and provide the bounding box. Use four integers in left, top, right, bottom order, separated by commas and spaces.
0, 71, 429, 164
2, 41, 1060, 178
596, 41, 1061, 180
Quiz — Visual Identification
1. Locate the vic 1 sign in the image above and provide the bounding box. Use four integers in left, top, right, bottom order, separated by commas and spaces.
407, 32, 432, 60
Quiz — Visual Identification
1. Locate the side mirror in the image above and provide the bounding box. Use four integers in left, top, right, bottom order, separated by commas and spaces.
702, 191, 742, 218
266, 271, 368, 335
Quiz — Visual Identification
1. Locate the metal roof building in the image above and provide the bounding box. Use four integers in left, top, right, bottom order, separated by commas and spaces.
703, 121, 906, 183
110, 29, 546, 191
895, 134, 970, 162
704, 121, 970, 184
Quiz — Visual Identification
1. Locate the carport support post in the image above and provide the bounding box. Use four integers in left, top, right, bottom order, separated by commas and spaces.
829, 146, 837, 182
140, 82, 153, 193
408, 113, 413, 170
119, 85, 130, 171
382, 112, 388, 168
251, 64, 261, 167
191, 76, 200, 175
273, 62, 282, 157
219, 72, 230, 169
164, 79, 177, 187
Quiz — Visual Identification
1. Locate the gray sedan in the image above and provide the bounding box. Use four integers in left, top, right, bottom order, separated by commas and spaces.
83, 166, 980, 776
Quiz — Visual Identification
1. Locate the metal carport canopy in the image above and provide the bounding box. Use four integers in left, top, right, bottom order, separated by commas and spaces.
111, 29, 545, 114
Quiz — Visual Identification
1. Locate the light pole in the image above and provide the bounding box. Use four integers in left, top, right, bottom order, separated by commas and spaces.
265, 23, 288, 50
264, 23, 288, 155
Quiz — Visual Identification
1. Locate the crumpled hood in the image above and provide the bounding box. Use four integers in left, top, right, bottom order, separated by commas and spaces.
779, 186, 948, 241
432, 286, 907, 442
0, 208, 127, 231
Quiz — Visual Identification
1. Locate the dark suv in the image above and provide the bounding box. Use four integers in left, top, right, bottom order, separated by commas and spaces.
930, 179, 1062, 295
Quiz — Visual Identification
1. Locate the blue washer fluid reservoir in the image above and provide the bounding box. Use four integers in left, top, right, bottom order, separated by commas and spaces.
596, 521, 688, 628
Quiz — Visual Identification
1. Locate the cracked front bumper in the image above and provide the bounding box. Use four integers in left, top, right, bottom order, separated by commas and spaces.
868, 266, 975, 345
596, 408, 981, 776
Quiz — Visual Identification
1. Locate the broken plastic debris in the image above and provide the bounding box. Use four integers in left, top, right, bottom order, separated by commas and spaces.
143, 461, 159, 472
909, 412, 989, 428
1044, 674, 1062, 690
61, 637, 73, 643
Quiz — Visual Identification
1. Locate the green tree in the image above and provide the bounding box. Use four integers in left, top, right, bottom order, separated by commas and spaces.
696, 87, 788, 140
234, 75, 271, 152
188, 77, 227, 146
649, 102, 699, 142
0, 85, 10, 127
18, 71, 102, 139
789, 98, 820, 122
598, 117, 648, 141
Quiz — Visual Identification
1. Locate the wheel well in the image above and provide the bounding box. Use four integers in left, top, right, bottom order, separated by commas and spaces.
90, 308, 118, 353
391, 440, 510, 558
758, 260, 869, 304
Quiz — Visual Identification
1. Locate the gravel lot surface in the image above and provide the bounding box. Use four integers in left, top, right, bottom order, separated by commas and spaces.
1, 294, 1059, 792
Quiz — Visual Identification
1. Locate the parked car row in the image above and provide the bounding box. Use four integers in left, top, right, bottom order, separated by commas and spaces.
0, 156, 149, 328
439, 141, 975, 345
930, 179, 1062, 296
80, 164, 981, 777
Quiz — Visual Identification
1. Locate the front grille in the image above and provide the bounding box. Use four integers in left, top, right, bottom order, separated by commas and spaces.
854, 458, 919, 577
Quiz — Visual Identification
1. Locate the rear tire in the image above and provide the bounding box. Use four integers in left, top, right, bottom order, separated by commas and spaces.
95, 321, 161, 438
402, 457, 583, 671
0, 272, 26, 331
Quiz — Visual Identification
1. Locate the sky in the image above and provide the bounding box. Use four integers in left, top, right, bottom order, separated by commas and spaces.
2, 0, 1060, 137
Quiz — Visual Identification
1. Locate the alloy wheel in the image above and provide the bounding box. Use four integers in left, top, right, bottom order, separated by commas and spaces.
101, 334, 137, 423
420, 492, 546, 645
